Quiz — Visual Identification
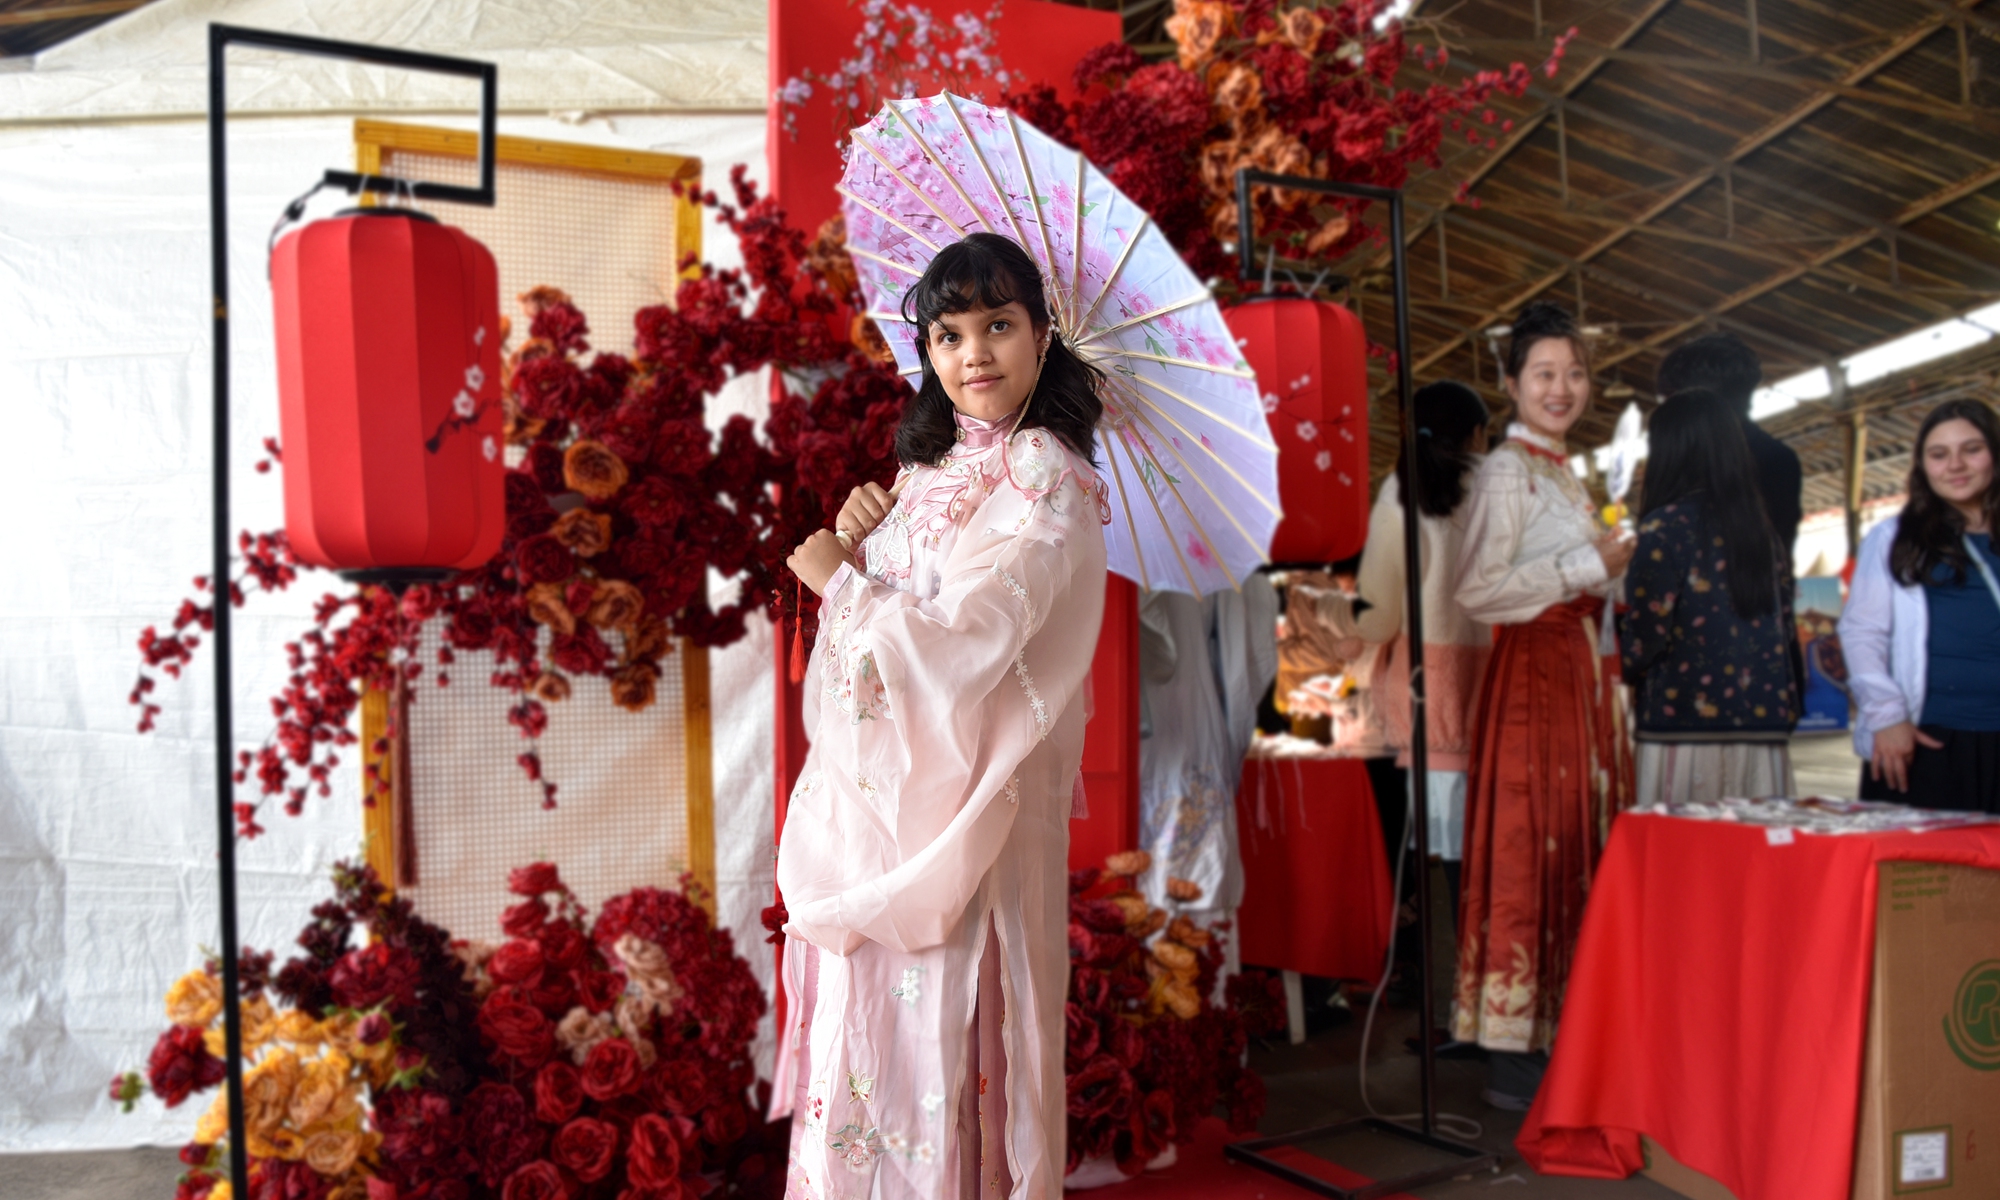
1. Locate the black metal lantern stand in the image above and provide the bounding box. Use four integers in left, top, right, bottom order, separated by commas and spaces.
1222, 167, 1506, 1197
205, 25, 496, 1197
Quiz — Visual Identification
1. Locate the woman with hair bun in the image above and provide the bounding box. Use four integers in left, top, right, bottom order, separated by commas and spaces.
776, 231, 1110, 1198
1450, 302, 1635, 1109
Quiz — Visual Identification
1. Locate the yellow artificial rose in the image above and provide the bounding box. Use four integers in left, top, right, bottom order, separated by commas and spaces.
193, 1093, 229, 1145
302, 1128, 369, 1177
240, 997, 279, 1050
276, 1010, 330, 1047
166, 970, 223, 1028
208, 1183, 233, 1200
241, 1048, 303, 1139
247, 1126, 306, 1162
287, 1050, 352, 1131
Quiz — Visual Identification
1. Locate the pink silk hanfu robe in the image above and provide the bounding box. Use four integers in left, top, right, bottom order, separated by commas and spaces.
773, 413, 1109, 1200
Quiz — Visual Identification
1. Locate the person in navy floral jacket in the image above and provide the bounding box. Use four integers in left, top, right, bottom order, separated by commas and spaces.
1620, 389, 1801, 804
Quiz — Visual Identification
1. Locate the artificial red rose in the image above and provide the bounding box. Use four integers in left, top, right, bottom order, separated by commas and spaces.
609, 662, 659, 713
478, 987, 555, 1066
573, 967, 625, 1014
329, 942, 420, 1010
515, 534, 576, 587
531, 301, 590, 353
580, 1036, 642, 1101
354, 1011, 393, 1047
626, 1112, 683, 1190
464, 1081, 542, 1187
586, 580, 644, 633
488, 940, 547, 989
1106, 1017, 1146, 1068
525, 442, 568, 494
1064, 1002, 1100, 1067
563, 440, 629, 500
1125, 1086, 1177, 1172
503, 898, 551, 939
549, 626, 611, 676
145, 1026, 226, 1108
617, 474, 688, 532
501, 1160, 567, 1200
446, 603, 498, 651
510, 863, 563, 897
506, 473, 557, 542
533, 1060, 584, 1124
514, 355, 587, 422
551, 1117, 619, 1183
539, 923, 588, 972
552, 509, 613, 558
525, 583, 576, 636
1067, 1053, 1135, 1120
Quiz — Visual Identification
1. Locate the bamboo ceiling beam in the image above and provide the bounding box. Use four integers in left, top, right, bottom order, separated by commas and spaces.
0, 0, 144, 27
1591, 157, 2000, 372
1415, 0, 1998, 376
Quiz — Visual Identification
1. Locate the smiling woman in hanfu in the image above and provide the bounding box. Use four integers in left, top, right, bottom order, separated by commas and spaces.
774, 232, 1110, 1200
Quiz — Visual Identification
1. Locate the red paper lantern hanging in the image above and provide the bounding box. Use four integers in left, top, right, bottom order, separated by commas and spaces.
271, 210, 504, 579
1223, 298, 1370, 564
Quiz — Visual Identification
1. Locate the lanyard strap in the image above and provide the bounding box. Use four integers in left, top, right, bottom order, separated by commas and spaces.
1965, 533, 2000, 617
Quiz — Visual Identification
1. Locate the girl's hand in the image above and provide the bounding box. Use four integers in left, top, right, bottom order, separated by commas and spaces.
1595, 531, 1636, 579
1869, 721, 1944, 793
788, 530, 854, 598
836, 482, 899, 545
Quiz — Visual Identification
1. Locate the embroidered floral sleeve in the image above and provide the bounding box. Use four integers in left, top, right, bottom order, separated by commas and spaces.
1619, 504, 1693, 684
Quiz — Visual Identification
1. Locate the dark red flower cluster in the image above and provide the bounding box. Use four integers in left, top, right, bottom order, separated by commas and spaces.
123, 860, 783, 1200
134, 167, 904, 831
1062, 858, 1275, 1177
1004, 0, 1566, 290
454, 863, 777, 1200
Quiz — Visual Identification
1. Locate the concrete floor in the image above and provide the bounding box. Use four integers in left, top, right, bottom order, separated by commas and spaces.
6, 734, 1867, 1200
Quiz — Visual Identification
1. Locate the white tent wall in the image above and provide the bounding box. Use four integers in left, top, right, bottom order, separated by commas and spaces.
0, 50, 779, 1150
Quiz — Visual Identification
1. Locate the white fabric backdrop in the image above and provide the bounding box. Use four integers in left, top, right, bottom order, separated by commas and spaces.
0, 109, 779, 1152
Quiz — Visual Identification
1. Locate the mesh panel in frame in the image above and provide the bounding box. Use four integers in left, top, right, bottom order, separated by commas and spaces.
398, 621, 693, 941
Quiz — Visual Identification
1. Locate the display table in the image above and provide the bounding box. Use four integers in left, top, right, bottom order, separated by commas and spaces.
1233, 747, 1392, 982
1518, 810, 2000, 1200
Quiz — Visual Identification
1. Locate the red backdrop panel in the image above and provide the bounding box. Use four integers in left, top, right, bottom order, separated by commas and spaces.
1224, 298, 1369, 564
769, 0, 1127, 848
1069, 575, 1139, 870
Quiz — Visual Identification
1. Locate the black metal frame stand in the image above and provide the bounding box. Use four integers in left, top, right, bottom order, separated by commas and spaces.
1223, 167, 1505, 1197
205, 25, 495, 1196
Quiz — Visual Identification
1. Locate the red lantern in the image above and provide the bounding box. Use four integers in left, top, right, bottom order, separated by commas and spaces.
271, 210, 504, 577
1224, 298, 1370, 563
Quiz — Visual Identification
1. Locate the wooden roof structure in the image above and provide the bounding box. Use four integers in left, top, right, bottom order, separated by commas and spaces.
1328, 0, 2000, 531
0, 0, 143, 58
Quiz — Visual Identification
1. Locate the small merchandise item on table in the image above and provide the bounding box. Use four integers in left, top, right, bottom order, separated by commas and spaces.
1518, 800, 2000, 1200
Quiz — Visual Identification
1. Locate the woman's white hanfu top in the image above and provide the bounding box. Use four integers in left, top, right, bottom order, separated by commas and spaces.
773, 409, 1109, 1199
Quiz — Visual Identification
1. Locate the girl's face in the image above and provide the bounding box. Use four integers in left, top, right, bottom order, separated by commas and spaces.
1921, 417, 1995, 514
926, 299, 1045, 424
1505, 337, 1591, 443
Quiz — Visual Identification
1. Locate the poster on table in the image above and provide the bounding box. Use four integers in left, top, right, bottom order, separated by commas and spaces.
1795, 576, 1849, 732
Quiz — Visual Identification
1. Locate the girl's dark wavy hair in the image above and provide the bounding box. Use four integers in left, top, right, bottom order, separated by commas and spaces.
1640, 388, 1783, 620
1397, 380, 1490, 517
1504, 300, 1591, 379
895, 232, 1104, 467
1890, 398, 2000, 587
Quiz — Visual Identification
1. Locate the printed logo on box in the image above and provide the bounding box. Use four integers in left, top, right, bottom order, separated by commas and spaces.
1897, 1128, 1949, 1190
1944, 959, 2000, 1071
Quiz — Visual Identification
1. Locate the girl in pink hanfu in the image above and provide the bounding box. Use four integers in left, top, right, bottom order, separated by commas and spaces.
776, 233, 1110, 1200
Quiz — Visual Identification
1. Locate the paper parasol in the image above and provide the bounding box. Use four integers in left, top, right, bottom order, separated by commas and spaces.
838, 93, 1282, 595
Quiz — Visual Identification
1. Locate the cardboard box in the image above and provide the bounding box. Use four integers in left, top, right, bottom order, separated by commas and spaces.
1641, 1135, 1739, 1200
1852, 862, 2000, 1199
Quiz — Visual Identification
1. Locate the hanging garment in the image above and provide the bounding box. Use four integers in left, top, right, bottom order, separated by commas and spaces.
773, 412, 1109, 1199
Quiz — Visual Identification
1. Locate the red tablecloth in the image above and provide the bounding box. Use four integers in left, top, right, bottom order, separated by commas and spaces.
1234, 755, 1393, 981
1518, 812, 2000, 1200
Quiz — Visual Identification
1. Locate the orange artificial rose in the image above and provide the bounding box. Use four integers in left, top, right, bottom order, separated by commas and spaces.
303, 1129, 369, 1178
563, 440, 629, 500
1304, 211, 1353, 256
166, 970, 223, 1028
1165, 876, 1204, 902
808, 215, 861, 305
552, 509, 613, 558
587, 580, 645, 632
624, 614, 674, 664
610, 662, 660, 712
525, 582, 576, 636
1214, 64, 1265, 128
850, 314, 894, 364
1165, 0, 1232, 70
1274, 5, 1325, 53
1104, 849, 1152, 877
531, 671, 572, 703
517, 285, 573, 317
